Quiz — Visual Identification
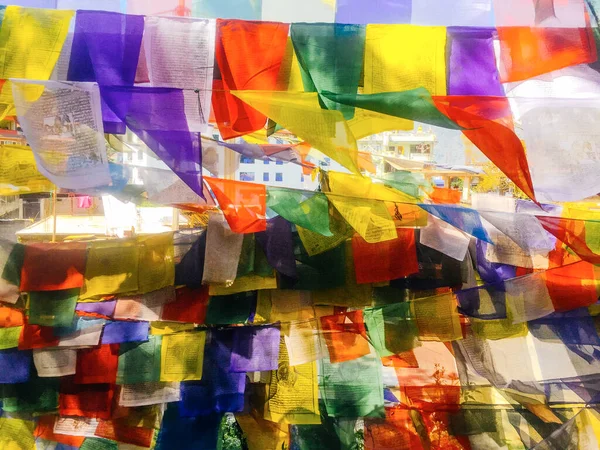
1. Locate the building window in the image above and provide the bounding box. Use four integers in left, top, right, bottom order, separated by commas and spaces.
240, 172, 255, 182
301, 174, 305, 183
410, 143, 431, 155
275, 173, 283, 182
137, 150, 143, 160
240, 155, 254, 164
263, 173, 270, 182
264, 160, 269, 165
276, 160, 283, 165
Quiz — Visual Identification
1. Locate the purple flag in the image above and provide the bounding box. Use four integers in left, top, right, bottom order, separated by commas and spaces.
0, 349, 32, 384
255, 216, 297, 279
101, 320, 149, 344
101, 86, 204, 197
68, 11, 144, 134
475, 240, 517, 285
229, 325, 280, 373
68, 11, 143, 86
219, 140, 308, 168
180, 329, 246, 416
335, 0, 411, 24
76, 300, 116, 317
447, 27, 504, 96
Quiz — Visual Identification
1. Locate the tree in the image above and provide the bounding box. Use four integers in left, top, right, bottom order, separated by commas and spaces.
472, 162, 529, 199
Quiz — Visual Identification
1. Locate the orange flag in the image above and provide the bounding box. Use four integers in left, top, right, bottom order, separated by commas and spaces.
213, 19, 290, 139
204, 177, 267, 233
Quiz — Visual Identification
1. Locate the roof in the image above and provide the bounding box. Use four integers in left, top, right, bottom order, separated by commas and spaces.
16, 215, 176, 241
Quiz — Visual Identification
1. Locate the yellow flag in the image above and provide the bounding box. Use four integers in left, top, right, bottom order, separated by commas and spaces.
0, 145, 54, 195
327, 194, 397, 243
328, 171, 417, 203
236, 413, 289, 450
0, 417, 35, 450
275, 38, 305, 92
0, 7, 73, 80
150, 321, 196, 335
471, 315, 528, 340
264, 339, 321, 425
232, 90, 360, 174
412, 293, 462, 342
0, 326, 21, 350
160, 331, 206, 382
137, 233, 175, 294
364, 24, 447, 95
0, 84, 16, 120
208, 274, 277, 296
80, 239, 140, 299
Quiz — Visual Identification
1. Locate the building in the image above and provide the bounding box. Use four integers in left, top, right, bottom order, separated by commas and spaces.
358, 126, 437, 164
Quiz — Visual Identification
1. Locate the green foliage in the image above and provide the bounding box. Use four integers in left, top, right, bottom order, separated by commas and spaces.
472, 162, 528, 200
353, 429, 365, 450
220, 414, 248, 450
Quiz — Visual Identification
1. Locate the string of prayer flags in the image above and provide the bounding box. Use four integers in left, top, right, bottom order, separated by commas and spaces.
213, 19, 289, 139
291, 23, 366, 120
12, 80, 111, 190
